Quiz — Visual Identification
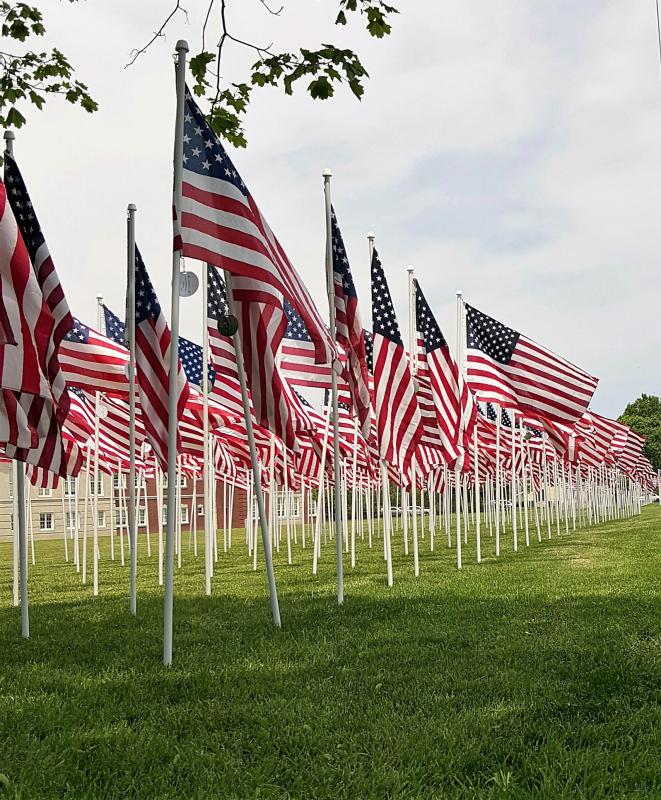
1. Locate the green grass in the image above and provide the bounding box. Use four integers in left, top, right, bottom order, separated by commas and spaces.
1, 506, 660, 799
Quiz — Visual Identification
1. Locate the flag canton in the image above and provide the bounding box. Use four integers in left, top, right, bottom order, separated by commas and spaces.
415, 282, 448, 352
284, 299, 311, 341
207, 265, 229, 321
293, 389, 312, 408
103, 305, 126, 345
179, 336, 216, 389
371, 250, 403, 346
330, 208, 357, 299
64, 317, 90, 344
364, 330, 374, 372
135, 248, 161, 324
466, 304, 519, 364
183, 91, 248, 197
3, 154, 45, 264
486, 402, 497, 422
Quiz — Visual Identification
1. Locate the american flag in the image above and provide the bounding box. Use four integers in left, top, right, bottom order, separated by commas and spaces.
415, 279, 476, 468
331, 208, 371, 438
179, 335, 216, 391
206, 264, 254, 420
60, 315, 130, 396
132, 247, 190, 469
0, 178, 81, 477
465, 303, 598, 428
4, 154, 72, 416
175, 90, 333, 365
279, 299, 334, 389
371, 249, 422, 475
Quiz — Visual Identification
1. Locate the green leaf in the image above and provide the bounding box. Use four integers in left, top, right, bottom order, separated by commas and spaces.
308, 75, 334, 100
6, 105, 26, 127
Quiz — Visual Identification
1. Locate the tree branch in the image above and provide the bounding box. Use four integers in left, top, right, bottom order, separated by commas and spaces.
125, 1, 189, 68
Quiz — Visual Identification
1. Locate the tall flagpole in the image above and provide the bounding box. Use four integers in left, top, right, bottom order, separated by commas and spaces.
407, 267, 419, 577
202, 265, 212, 595
455, 290, 464, 570
223, 271, 281, 627
322, 169, 344, 606
127, 204, 138, 615
163, 39, 189, 666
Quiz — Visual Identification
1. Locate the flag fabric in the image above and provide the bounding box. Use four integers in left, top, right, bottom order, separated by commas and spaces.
371, 249, 422, 475
0, 178, 81, 477
132, 247, 190, 469
331, 208, 371, 438
175, 90, 333, 367
465, 304, 598, 428
279, 298, 334, 389
415, 279, 476, 468
61, 315, 130, 395
4, 153, 73, 410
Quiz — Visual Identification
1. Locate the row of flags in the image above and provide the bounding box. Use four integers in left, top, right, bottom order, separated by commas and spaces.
0, 84, 657, 502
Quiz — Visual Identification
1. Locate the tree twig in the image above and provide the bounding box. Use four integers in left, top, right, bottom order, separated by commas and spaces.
125, 1, 189, 68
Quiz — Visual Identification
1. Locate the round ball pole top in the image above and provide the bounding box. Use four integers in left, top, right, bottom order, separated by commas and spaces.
96, 293, 104, 302
366, 231, 376, 240
175, 40, 189, 52
456, 289, 463, 297
127, 203, 137, 212
3, 130, 15, 141
406, 265, 415, 273
322, 168, 332, 178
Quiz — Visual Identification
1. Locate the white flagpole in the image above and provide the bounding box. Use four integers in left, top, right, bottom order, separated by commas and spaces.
163, 39, 188, 666
407, 267, 419, 577
511, 410, 518, 552
202, 265, 212, 593
127, 204, 138, 615
224, 270, 280, 625
14, 462, 29, 637
11, 464, 19, 606
473, 437, 481, 563
455, 290, 464, 570
322, 169, 344, 605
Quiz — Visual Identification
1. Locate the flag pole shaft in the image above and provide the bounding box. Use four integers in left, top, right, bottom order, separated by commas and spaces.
163, 39, 189, 666
127, 204, 138, 615
203, 265, 212, 595
322, 169, 344, 606
4, 132, 28, 636
455, 290, 464, 569
223, 270, 281, 627
407, 267, 419, 577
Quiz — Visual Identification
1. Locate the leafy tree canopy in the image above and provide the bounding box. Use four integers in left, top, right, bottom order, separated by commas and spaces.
618, 394, 661, 471
1, 1, 398, 147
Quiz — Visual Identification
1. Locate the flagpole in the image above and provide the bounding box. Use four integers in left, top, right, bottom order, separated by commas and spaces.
127, 204, 138, 615
407, 267, 420, 577
202, 265, 212, 595
224, 270, 281, 627
163, 39, 189, 666
322, 169, 344, 606
4, 131, 28, 636
455, 290, 464, 570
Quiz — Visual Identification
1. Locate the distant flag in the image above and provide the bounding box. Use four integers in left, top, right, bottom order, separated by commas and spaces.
331, 208, 371, 438
179, 335, 216, 391
131, 247, 190, 469
279, 298, 334, 389
60, 315, 130, 396
465, 304, 598, 428
371, 249, 422, 474
175, 90, 334, 368
415, 279, 475, 467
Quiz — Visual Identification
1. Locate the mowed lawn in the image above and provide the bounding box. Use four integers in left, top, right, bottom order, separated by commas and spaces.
0, 506, 660, 799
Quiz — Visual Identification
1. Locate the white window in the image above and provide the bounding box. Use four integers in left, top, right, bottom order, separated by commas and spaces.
179, 476, 187, 488
65, 511, 77, 529
97, 511, 106, 528
90, 476, 104, 496
180, 505, 189, 524
38, 487, 53, 497
138, 507, 146, 526
197, 504, 204, 517
277, 494, 302, 518
39, 513, 54, 531
113, 474, 126, 490
115, 509, 127, 527
64, 477, 77, 496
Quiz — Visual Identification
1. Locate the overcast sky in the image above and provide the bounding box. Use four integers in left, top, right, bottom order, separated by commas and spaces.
10, 0, 661, 418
